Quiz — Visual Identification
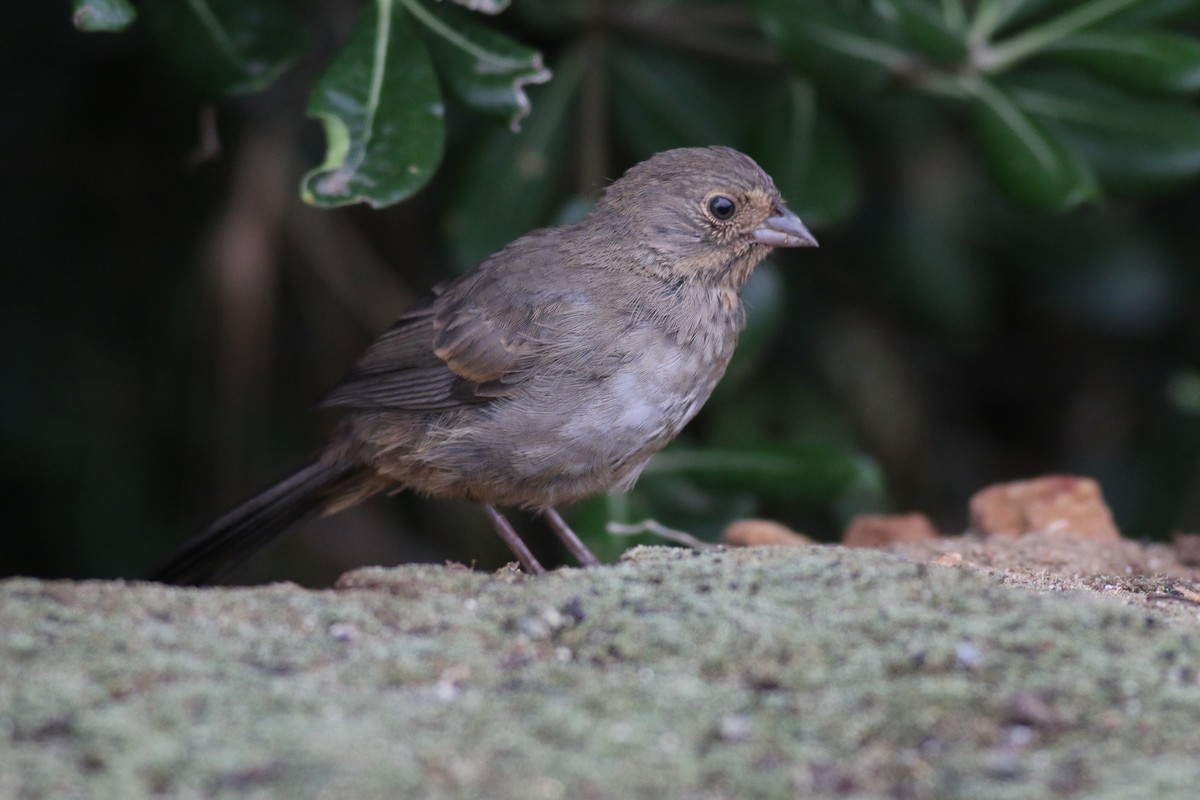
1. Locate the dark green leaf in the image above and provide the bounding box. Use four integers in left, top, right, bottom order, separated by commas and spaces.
447, 0, 511, 12
1110, 0, 1200, 26
973, 0, 1116, 37
302, 0, 445, 209
1011, 71, 1200, 192
976, 0, 1146, 73
408, 0, 550, 129
443, 54, 580, 269
752, 78, 858, 227
705, 374, 858, 453
642, 441, 883, 504
968, 77, 1099, 210
970, 0, 1046, 40
755, 0, 909, 96
609, 45, 749, 159
140, 0, 304, 96
72, 0, 136, 32
880, 0, 969, 62
1049, 28, 1200, 94
507, 0, 582, 34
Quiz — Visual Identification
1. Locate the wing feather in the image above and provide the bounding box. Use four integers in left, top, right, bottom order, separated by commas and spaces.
317, 260, 560, 411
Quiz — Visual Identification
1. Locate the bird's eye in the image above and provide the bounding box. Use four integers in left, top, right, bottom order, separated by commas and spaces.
708, 195, 736, 220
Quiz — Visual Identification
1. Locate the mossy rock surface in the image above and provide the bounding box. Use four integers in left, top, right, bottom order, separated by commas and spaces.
4, 545, 1200, 798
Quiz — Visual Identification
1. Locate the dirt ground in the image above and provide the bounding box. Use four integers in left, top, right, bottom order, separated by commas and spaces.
883, 531, 1200, 618
727, 474, 1200, 621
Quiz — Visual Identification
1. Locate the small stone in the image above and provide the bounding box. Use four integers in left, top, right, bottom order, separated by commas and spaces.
1006, 725, 1035, 748
954, 641, 982, 669
1006, 691, 1063, 730
1172, 532, 1200, 566
434, 664, 471, 701
517, 615, 553, 640
722, 519, 812, 547
932, 552, 963, 567
716, 713, 753, 742
843, 513, 939, 548
985, 750, 1025, 780
326, 622, 360, 643
560, 597, 586, 624
969, 475, 1120, 540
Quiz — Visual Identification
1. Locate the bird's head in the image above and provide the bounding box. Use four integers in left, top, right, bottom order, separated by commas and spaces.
592, 146, 817, 286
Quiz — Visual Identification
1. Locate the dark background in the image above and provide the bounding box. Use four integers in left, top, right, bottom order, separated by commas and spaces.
5, 1, 1200, 584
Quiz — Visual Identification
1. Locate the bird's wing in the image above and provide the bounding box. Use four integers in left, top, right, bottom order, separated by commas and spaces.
316, 267, 567, 412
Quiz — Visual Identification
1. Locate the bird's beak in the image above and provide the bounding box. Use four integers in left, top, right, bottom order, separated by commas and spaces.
751, 205, 818, 248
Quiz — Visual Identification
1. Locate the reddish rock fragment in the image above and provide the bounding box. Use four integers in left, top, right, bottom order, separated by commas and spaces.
932, 552, 963, 567
1172, 532, 1200, 566
1006, 691, 1065, 730
969, 476, 1120, 541
843, 513, 939, 548
722, 519, 812, 547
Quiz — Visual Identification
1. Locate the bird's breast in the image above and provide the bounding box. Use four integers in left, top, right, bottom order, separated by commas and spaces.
388, 280, 746, 507
554, 287, 743, 471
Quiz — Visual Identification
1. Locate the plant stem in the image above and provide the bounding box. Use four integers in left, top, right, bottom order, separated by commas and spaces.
184, 0, 245, 70
977, 0, 1142, 73
942, 0, 967, 31
399, 0, 530, 70
968, 0, 1027, 46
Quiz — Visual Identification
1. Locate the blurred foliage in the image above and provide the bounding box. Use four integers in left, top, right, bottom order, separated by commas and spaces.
71, 0, 136, 32
757, 0, 1200, 210
5, 0, 1200, 581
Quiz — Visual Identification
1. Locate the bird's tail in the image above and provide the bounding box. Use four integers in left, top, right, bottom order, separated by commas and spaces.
148, 460, 362, 586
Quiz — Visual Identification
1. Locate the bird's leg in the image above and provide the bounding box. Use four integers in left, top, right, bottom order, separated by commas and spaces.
480, 503, 545, 574
542, 507, 602, 567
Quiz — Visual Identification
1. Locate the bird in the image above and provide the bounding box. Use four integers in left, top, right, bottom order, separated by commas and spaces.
148, 146, 817, 585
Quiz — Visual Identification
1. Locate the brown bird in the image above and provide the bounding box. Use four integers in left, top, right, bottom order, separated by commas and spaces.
149, 146, 817, 584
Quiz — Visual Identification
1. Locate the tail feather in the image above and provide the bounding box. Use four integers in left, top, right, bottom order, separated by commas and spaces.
148, 460, 361, 586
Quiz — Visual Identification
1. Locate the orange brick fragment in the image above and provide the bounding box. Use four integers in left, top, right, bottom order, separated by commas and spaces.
722, 519, 812, 547
969, 475, 1120, 541
843, 513, 939, 548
